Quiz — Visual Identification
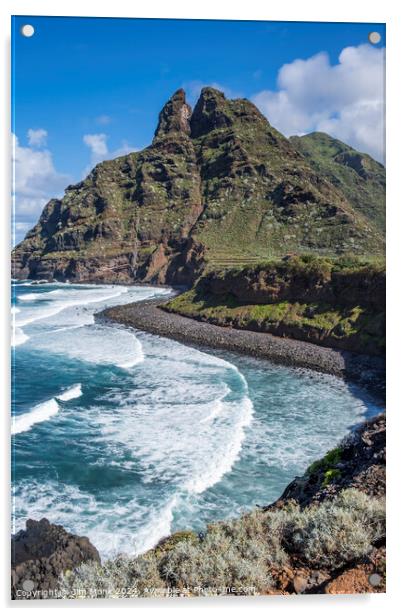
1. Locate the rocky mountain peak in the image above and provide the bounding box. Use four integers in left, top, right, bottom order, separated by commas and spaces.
190, 87, 234, 138
12, 86, 385, 286
153, 88, 192, 141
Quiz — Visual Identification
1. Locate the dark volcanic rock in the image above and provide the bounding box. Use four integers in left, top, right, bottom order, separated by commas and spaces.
153, 88, 192, 140
275, 413, 386, 508
201, 260, 385, 312
190, 87, 235, 137
11, 518, 100, 600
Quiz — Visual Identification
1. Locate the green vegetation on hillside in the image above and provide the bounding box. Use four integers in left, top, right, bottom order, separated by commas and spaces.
164, 255, 385, 356
290, 132, 385, 232
165, 290, 384, 356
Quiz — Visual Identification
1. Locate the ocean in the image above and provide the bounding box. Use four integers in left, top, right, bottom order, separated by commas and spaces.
11, 280, 383, 559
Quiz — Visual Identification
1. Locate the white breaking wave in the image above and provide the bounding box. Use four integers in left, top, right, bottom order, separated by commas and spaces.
12, 398, 59, 435
57, 384, 82, 401
96, 334, 254, 496
12, 282, 171, 350
185, 396, 254, 494
130, 496, 178, 556
12, 384, 82, 435
12, 327, 29, 347
15, 287, 128, 328
35, 324, 145, 368
12, 281, 257, 558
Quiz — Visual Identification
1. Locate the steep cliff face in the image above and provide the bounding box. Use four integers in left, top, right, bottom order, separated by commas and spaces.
12, 87, 385, 284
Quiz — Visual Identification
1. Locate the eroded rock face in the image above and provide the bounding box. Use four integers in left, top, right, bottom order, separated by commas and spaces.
154, 88, 192, 139
11, 518, 100, 599
200, 260, 386, 312
12, 87, 385, 285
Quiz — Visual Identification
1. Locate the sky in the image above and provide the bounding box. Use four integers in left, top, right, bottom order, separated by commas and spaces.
11, 16, 386, 245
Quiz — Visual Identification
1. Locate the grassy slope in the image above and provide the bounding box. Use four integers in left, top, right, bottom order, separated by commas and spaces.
290, 132, 386, 232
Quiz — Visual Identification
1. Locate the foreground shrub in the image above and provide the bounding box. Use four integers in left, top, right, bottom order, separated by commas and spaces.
59, 489, 385, 598
279, 489, 385, 569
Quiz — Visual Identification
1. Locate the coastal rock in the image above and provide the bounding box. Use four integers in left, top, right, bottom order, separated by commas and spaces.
201, 259, 385, 312
292, 574, 308, 594
11, 518, 100, 599
275, 413, 386, 507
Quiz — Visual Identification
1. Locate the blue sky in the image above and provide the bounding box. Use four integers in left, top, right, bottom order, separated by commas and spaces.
12, 17, 386, 244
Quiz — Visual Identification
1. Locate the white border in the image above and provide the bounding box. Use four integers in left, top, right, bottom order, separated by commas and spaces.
1, 0, 400, 613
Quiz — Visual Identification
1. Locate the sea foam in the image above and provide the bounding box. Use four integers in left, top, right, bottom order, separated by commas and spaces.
12, 384, 82, 435
57, 384, 83, 401
12, 398, 59, 435
12, 327, 29, 347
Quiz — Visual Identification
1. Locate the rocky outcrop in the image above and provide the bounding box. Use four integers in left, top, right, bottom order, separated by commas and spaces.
153, 88, 192, 139
12, 88, 385, 284
11, 518, 100, 600
274, 413, 386, 507
261, 413, 386, 595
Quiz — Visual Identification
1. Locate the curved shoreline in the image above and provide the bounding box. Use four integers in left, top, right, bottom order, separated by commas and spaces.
97, 298, 385, 398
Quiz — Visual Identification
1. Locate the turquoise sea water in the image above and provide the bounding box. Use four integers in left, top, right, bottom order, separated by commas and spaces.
11, 281, 383, 559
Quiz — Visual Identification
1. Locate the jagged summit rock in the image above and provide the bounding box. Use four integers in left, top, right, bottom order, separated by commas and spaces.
153, 88, 192, 141
190, 87, 232, 137
190, 86, 268, 138
12, 87, 385, 285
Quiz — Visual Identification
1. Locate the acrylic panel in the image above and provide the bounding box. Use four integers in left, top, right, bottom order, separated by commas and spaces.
11, 16, 386, 600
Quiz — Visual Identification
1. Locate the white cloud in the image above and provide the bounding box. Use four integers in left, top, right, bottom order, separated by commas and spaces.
12, 132, 70, 245
83, 133, 108, 164
82, 133, 136, 174
27, 128, 48, 148
12, 133, 69, 212
252, 44, 385, 162
95, 114, 112, 125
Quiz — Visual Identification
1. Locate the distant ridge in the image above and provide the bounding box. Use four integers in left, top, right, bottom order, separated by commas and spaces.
290, 132, 385, 232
